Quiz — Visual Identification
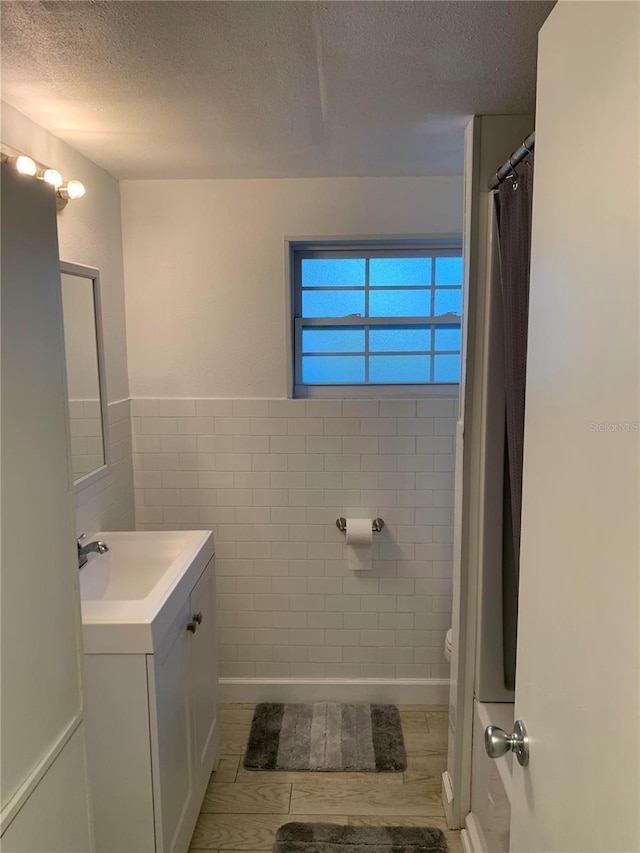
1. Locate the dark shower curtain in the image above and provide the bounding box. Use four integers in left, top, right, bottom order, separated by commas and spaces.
494, 156, 534, 690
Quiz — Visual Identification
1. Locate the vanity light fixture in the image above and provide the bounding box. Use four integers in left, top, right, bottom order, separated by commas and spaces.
0, 143, 86, 206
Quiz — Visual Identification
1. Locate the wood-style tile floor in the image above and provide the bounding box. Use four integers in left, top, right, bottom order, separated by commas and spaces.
189, 704, 463, 853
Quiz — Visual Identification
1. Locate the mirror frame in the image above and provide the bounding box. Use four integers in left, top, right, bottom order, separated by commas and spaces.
60, 260, 110, 491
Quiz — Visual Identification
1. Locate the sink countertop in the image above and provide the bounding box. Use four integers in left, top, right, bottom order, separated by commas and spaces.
80, 530, 214, 654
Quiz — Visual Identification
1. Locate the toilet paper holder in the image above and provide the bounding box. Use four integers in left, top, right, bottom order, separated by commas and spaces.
336, 517, 384, 533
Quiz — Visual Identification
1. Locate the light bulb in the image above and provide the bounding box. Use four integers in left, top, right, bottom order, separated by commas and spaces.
65, 180, 85, 199
15, 155, 37, 176
58, 179, 86, 200
42, 168, 63, 188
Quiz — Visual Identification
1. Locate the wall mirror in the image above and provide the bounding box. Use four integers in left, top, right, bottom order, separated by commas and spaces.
59, 261, 109, 488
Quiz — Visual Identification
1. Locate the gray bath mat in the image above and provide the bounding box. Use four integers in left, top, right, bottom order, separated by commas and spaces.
273, 822, 448, 852
244, 702, 406, 771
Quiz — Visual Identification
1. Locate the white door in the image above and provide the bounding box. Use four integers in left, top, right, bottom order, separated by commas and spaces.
1, 164, 93, 849
509, 3, 639, 851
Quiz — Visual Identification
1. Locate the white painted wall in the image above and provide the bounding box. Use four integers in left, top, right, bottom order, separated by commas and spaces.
1, 102, 135, 531
121, 176, 463, 398
122, 176, 463, 696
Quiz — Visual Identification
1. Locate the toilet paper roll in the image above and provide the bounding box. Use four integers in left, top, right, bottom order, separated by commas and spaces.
345, 518, 373, 572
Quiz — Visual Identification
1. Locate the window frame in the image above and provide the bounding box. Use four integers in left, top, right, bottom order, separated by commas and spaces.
287, 237, 463, 398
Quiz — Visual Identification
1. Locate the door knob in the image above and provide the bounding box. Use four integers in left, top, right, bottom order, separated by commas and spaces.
186, 621, 198, 633
193, 611, 203, 624
484, 719, 529, 766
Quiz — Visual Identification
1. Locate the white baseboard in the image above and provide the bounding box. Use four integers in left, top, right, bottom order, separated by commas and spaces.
219, 678, 450, 705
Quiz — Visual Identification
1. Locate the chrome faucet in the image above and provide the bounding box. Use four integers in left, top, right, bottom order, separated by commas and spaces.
77, 534, 110, 569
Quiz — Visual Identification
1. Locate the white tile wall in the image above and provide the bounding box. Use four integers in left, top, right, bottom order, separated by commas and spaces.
132, 398, 457, 681
75, 399, 135, 534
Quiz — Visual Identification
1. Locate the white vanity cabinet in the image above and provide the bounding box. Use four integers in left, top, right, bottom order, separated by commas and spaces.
82, 534, 218, 853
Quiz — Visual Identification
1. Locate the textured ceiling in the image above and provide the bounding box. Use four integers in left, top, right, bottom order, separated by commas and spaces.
0, 1, 554, 179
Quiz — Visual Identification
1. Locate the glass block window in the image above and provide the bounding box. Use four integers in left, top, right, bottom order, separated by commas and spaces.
292, 241, 463, 393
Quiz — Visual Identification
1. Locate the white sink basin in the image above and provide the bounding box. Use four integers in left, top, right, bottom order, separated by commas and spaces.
79, 531, 189, 601
80, 530, 214, 654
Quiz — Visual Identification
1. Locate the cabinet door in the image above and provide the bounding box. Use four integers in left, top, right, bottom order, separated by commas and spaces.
148, 599, 194, 853
189, 561, 219, 785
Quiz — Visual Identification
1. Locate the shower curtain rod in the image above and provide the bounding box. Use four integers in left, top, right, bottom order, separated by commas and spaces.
488, 132, 535, 189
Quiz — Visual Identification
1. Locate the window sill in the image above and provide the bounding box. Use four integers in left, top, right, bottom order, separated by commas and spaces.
293, 383, 460, 399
